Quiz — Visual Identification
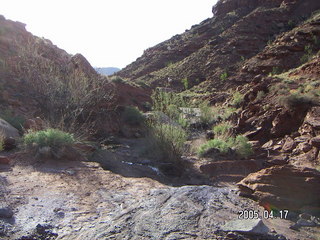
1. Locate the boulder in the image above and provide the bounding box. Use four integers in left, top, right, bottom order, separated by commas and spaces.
237, 165, 320, 214
282, 137, 296, 152
297, 142, 312, 153
0, 118, 19, 139
290, 147, 319, 167
271, 107, 309, 138
304, 106, 320, 130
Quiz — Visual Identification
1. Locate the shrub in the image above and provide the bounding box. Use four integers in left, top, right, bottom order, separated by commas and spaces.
12, 41, 115, 137
197, 138, 230, 156
256, 91, 266, 101
23, 129, 75, 149
151, 89, 189, 127
213, 123, 233, 138
197, 135, 253, 158
152, 89, 187, 114
199, 101, 214, 125
142, 101, 152, 111
166, 104, 181, 120
181, 78, 189, 90
269, 66, 282, 76
234, 135, 253, 158
300, 45, 313, 64
232, 91, 244, 107
110, 75, 125, 83
220, 71, 228, 81
122, 106, 145, 126
144, 122, 187, 162
208, 105, 237, 122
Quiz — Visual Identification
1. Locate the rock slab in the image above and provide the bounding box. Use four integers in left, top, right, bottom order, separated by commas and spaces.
237, 165, 320, 214
221, 219, 270, 235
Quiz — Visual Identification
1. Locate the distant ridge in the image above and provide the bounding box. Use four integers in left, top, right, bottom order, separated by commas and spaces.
95, 67, 120, 76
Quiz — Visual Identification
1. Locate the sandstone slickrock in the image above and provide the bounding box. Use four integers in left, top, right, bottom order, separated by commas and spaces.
237, 165, 320, 214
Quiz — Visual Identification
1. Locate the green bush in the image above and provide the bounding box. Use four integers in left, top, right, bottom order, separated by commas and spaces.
234, 135, 253, 158
232, 92, 244, 107
199, 101, 214, 125
300, 45, 313, 64
181, 78, 189, 90
197, 138, 230, 156
151, 89, 189, 127
269, 66, 282, 76
110, 75, 125, 83
144, 122, 187, 162
220, 71, 228, 81
122, 106, 145, 126
152, 89, 187, 114
197, 135, 253, 158
23, 129, 75, 148
166, 104, 181, 120
213, 123, 233, 137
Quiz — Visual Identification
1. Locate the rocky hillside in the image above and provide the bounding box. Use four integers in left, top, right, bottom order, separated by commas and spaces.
117, 0, 320, 90
0, 15, 149, 138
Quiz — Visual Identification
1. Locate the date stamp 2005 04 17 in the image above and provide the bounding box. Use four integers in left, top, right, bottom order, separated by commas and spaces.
238, 209, 289, 220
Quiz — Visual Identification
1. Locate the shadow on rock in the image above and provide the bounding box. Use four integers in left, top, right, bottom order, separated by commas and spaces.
89, 148, 210, 187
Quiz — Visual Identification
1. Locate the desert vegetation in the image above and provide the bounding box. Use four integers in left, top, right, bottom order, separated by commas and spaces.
198, 121, 253, 159
11, 40, 115, 137
22, 128, 77, 159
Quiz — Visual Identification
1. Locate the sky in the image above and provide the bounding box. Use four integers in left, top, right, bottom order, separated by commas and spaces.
1, 0, 217, 68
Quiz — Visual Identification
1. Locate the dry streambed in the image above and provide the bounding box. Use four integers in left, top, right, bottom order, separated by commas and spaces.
0, 148, 318, 240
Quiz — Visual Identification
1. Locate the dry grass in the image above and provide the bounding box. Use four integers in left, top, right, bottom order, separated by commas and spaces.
11, 39, 116, 138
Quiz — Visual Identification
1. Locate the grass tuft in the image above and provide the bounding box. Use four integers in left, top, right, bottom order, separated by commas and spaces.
23, 128, 75, 149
